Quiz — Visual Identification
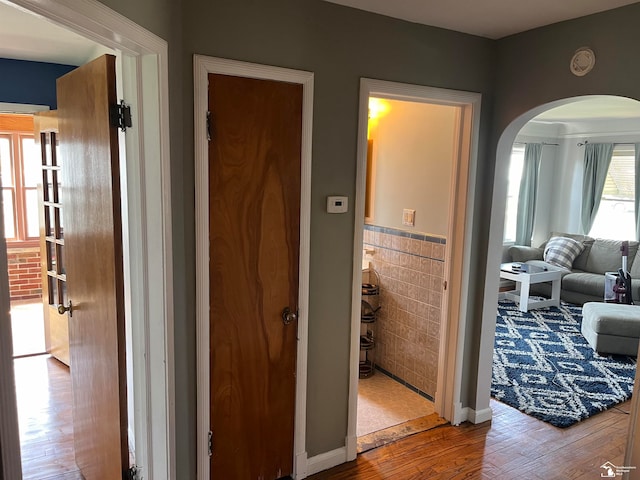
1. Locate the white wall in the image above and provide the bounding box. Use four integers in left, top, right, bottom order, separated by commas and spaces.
515, 116, 640, 246
368, 99, 458, 235
514, 127, 562, 247
546, 137, 584, 237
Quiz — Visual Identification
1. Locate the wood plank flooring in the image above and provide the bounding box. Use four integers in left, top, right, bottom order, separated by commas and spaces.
310, 399, 631, 479
13, 353, 632, 479
14, 355, 82, 480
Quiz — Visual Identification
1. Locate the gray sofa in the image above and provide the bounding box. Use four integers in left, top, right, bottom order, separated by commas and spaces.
508, 233, 640, 305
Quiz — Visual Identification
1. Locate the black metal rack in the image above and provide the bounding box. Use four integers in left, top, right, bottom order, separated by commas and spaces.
360, 268, 380, 379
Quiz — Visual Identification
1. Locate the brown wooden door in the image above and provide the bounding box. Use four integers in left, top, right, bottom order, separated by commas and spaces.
34, 111, 71, 366
209, 73, 302, 480
56, 54, 128, 479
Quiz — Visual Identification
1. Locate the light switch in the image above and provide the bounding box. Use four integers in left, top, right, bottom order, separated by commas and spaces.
327, 196, 348, 213
402, 209, 415, 226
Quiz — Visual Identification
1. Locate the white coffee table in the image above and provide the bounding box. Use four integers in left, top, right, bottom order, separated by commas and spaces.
499, 262, 562, 312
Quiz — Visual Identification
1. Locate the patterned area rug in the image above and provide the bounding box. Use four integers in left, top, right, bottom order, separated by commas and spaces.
491, 300, 636, 428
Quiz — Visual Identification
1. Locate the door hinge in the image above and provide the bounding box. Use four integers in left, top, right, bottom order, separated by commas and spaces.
123, 465, 142, 480
110, 100, 133, 132
443, 280, 448, 291
206, 111, 212, 141
208, 430, 213, 456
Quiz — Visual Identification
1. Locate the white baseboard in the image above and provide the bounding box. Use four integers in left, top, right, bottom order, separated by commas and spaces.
469, 406, 493, 424
305, 446, 348, 477
295, 451, 308, 479
128, 426, 136, 462
346, 434, 357, 461
452, 402, 466, 425
453, 404, 493, 425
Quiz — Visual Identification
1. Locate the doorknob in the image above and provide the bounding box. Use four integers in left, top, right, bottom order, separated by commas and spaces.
281, 307, 298, 325
58, 300, 73, 317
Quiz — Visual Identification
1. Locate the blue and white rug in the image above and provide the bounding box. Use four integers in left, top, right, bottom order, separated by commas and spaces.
491, 299, 636, 428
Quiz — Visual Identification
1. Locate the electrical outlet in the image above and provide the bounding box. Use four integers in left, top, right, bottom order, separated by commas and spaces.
402, 209, 415, 226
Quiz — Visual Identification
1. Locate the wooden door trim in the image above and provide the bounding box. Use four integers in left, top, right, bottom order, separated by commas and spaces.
194, 55, 313, 480
0, 1, 174, 479
348, 78, 482, 460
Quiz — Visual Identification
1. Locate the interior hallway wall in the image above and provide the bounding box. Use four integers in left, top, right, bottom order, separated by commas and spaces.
182, 0, 495, 460
85, 0, 640, 475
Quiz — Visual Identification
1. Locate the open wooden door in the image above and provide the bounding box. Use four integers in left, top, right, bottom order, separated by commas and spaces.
56, 54, 128, 479
208, 74, 302, 479
34, 111, 71, 367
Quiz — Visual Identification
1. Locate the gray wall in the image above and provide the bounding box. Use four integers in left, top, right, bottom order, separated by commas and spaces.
182, 0, 495, 460
494, 4, 640, 134
94, 0, 640, 476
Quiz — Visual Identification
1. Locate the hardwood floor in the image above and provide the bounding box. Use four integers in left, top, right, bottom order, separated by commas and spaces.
12, 353, 631, 479
309, 399, 631, 479
14, 355, 82, 480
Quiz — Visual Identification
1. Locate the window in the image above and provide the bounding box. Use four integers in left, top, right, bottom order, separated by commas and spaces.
0, 114, 40, 244
503, 144, 525, 243
589, 145, 636, 241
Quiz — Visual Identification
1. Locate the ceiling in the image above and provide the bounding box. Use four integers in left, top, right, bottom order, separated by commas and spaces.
1, 0, 639, 63
0, 1, 100, 66
323, 0, 640, 39
533, 97, 640, 123
1, 0, 639, 122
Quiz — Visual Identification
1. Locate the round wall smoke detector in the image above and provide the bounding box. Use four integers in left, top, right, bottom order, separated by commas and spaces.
570, 47, 596, 77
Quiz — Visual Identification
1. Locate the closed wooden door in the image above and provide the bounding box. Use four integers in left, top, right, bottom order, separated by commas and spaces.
57, 54, 128, 479
209, 73, 302, 479
34, 111, 71, 366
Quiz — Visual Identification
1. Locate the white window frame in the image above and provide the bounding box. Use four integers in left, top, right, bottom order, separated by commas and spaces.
588, 144, 636, 241
503, 144, 525, 244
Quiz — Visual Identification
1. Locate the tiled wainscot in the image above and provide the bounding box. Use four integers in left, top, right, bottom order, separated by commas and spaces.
363, 224, 446, 398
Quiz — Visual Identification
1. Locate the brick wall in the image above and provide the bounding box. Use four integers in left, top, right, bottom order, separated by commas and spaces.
7, 247, 42, 302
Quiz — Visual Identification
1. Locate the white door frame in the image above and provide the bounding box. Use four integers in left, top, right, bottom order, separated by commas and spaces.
193, 55, 313, 480
347, 78, 482, 459
0, 1, 174, 479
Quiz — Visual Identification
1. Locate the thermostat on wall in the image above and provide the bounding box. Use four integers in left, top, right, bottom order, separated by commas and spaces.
327, 196, 348, 213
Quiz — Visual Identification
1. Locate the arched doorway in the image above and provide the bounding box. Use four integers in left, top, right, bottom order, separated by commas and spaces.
477, 94, 640, 420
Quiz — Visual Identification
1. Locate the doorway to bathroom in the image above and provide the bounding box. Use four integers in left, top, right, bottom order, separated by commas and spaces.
357, 96, 458, 451
349, 79, 481, 455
